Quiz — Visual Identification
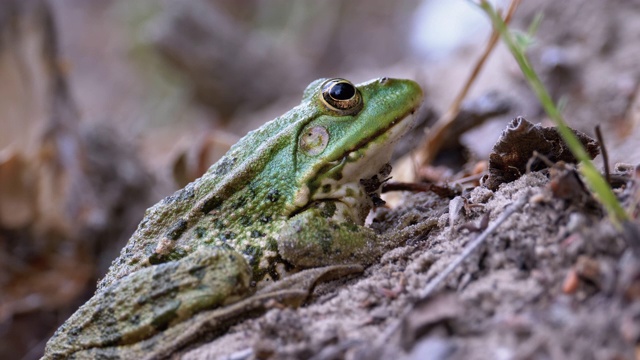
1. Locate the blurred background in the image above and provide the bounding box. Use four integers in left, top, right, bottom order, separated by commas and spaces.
1, 0, 640, 358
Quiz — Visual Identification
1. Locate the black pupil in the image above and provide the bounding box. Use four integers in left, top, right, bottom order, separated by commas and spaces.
330, 82, 355, 100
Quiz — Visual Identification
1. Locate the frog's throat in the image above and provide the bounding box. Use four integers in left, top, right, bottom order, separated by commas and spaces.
297, 111, 416, 224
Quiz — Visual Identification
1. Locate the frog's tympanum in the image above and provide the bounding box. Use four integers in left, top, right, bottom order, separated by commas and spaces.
42, 78, 423, 359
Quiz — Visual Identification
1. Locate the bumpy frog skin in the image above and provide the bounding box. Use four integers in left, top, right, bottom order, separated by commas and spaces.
42, 78, 423, 359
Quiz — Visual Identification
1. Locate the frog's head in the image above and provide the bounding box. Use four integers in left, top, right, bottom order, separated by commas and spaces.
290, 77, 423, 223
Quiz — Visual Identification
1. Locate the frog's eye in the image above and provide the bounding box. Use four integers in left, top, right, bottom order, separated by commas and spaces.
320, 79, 363, 115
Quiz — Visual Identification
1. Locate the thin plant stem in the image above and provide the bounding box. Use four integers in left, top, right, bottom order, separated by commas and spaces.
479, 0, 628, 226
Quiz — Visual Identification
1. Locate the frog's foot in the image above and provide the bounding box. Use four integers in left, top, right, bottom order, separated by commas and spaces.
278, 203, 383, 268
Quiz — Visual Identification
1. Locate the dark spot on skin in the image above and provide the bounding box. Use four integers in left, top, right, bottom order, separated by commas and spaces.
166, 219, 188, 240
330, 171, 343, 181
371, 194, 386, 207
345, 222, 360, 232
189, 265, 207, 280
252, 268, 267, 282
378, 163, 393, 178
151, 300, 180, 331
83, 291, 122, 345
232, 197, 247, 210
221, 232, 236, 242
148, 248, 187, 265
267, 189, 280, 202
267, 238, 278, 252
319, 202, 337, 218
318, 231, 334, 254
250, 252, 289, 282
129, 314, 141, 326
251, 230, 265, 238
243, 245, 263, 265
260, 216, 272, 223
200, 196, 223, 214
69, 326, 82, 337
144, 243, 158, 258
213, 219, 225, 230
137, 286, 177, 308
360, 176, 381, 193
322, 184, 332, 193
163, 183, 196, 204
148, 253, 163, 265
239, 216, 252, 226
212, 156, 236, 176
174, 248, 188, 258
152, 262, 180, 282
266, 265, 281, 282
227, 273, 243, 288
194, 227, 206, 238
216, 244, 234, 255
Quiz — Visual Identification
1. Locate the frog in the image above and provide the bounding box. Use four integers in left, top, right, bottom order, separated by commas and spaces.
42, 77, 423, 360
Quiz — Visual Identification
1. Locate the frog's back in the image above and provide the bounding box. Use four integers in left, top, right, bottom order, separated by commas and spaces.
97, 103, 315, 291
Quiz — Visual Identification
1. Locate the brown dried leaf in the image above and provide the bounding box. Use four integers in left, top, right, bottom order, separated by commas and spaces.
483, 117, 600, 190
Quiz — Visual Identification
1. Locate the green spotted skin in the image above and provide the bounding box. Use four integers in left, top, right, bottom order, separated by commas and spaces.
42, 78, 422, 359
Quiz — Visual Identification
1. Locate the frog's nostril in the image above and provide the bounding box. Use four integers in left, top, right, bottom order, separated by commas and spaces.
380, 77, 389, 84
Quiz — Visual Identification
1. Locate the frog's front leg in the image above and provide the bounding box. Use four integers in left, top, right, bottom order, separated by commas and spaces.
277, 201, 384, 268
42, 247, 252, 360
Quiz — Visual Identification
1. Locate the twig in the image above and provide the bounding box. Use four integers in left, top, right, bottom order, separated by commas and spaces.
420, 192, 527, 298
594, 125, 610, 184
382, 181, 433, 193
376, 192, 529, 345
452, 172, 486, 186
382, 181, 461, 198
418, 0, 521, 166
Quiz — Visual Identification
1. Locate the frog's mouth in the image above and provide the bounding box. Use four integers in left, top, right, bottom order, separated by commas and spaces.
300, 109, 418, 223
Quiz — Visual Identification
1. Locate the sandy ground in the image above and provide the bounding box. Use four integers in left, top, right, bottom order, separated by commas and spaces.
178, 170, 636, 360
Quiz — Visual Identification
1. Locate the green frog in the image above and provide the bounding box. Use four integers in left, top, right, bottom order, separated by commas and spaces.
42, 77, 423, 359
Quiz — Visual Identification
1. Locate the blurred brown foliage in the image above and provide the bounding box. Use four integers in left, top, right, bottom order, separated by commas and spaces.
0, 1, 153, 358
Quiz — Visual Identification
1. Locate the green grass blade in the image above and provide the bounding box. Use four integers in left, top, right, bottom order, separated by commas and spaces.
478, 1, 628, 225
